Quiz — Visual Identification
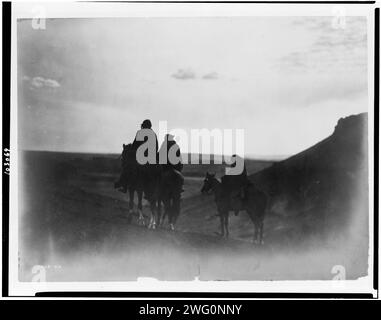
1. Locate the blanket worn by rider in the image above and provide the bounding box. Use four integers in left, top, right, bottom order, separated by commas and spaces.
132, 128, 161, 183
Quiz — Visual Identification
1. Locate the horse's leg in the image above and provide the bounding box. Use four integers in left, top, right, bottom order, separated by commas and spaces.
148, 200, 153, 229
163, 198, 173, 230
167, 199, 174, 231
147, 180, 159, 230
144, 185, 153, 229
157, 199, 163, 228
128, 188, 134, 221
148, 200, 157, 230
224, 212, 229, 239
160, 200, 169, 225
169, 201, 175, 231
160, 200, 166, 227
259, 220, 264, 245
128, 188, 133, 211
161, 200, 166, 228
172, 195, 181, 225
137, 189, 144, 226
254, 220, 261, 244
252, 222, 257, 244
152, 202, 157, 229
158, 199, 165, 227
218, 210, 224, 237
171, 197, 179, 231
245, 207, 258, 244
168, 194, 180, 231
147, 203, 153, 228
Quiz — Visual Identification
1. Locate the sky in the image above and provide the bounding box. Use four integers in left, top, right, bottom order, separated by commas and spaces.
17, 16, 368, 157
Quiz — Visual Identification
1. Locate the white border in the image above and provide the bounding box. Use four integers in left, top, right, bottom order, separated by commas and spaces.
8, 1, 377, 297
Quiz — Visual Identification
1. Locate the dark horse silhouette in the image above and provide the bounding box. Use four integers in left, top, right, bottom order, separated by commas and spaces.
114, 143, 145, 224
115, 144, 184, 230
158, 169, 184, 230
142, 166, 184, 230
201, 172, 267, 244
140, 163, 162, 229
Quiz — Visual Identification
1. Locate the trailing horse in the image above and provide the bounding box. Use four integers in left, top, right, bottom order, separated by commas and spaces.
201, 172, 267, 244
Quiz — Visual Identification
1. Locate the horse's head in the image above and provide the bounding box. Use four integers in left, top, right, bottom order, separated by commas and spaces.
121, 143, 133, 161
201, 171, 215, 194
122, 143, 132, 151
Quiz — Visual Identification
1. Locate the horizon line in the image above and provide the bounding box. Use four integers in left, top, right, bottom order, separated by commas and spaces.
19, 148, 289, 161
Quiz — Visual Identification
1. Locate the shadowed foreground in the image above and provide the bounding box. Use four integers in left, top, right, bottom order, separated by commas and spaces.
18, 148, 368, 281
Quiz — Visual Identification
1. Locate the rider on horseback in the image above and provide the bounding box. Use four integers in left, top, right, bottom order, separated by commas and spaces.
133, 119, 161, 201
132, 119, 159, 157
115, 119, 159, 195
221, 154, 252, 215
114, 121, 184, 229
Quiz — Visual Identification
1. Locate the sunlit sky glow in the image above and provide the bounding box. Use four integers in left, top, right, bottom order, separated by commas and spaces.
18, 16, 368, 157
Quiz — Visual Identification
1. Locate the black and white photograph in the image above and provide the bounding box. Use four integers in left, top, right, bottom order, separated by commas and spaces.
2, 1, 378, 297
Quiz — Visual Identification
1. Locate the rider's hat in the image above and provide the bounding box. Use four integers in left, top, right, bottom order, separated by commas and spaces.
141, 119, 152, 129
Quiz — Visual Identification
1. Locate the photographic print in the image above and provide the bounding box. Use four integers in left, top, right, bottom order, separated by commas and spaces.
5, 1, 377, 296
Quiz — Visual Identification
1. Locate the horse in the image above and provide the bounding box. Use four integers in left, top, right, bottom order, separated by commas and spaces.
115, 144, 184, 230
201, 172, 267, 244
141, 166, 184, 230
114, 143, 145, 225
140, 163, 162, 229
158, 168, 184, 230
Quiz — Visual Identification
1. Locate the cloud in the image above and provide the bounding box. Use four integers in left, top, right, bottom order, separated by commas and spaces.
290, 16, 366, 33
25, 76, 61, 89
202, 72, 219, 80
171, 69, 196, 80
43, 78, 61, 88
278, 17, 367, 74
171, 69, 220, 80
291, 17, 333, 32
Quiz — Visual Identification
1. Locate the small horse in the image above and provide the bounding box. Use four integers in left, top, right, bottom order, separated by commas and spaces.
201, 172, 267, 244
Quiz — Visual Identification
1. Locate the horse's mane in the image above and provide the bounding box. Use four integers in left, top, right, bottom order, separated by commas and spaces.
121, 143, 136, 164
